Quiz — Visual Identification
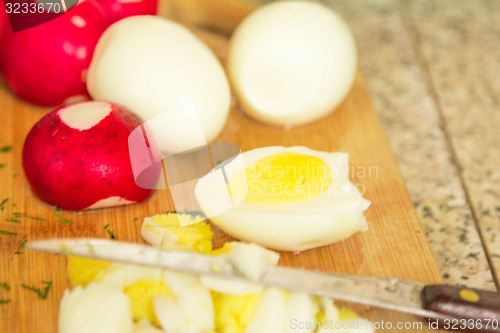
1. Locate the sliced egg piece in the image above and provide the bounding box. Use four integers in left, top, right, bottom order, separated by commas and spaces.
317, 299, 375, 333
195, 146, 370, 251
98, 264, 164, 290
212, 291, 263, 333
284, 292, 319, 333
67, 256, 111, 287
317, 297, 339, 333
59, 282, 133, 333
210, 241, 280, 266
155, 271, 215, 333
245, 288, 286, 333
200, 276, 263, 296
201, 242, 279, 295
133, 320, 166, 333
141, 212, 213, 254
124, 279, 173, 325
229, 242, 276, 281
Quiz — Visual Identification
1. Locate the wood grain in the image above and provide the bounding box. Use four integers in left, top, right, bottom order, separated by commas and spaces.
0, 30, 444, 332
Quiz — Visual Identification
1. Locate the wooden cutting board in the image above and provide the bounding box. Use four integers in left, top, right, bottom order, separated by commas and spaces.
0, 30, 444, 332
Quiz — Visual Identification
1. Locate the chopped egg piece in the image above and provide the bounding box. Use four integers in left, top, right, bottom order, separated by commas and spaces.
155, 272, 215, 333
245, 288, 286, 333
200, 276, 263, 296
67, 256, 111, 287
64, 212, 374, 333
59, 282, 133, 333
229, 242, 272, 281
133, 320, 166, 333
124, 279, 173, 325
212, 291, 263, 333
284, 292, 320, 333
98, 264, 164, 290
141, 212, 213, 254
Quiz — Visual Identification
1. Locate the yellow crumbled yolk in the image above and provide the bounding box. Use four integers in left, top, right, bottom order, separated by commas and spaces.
67, 256, 111, 287
338, 307, 361, 321
209, 242, 235, 256
147, 213, 213, 254
124, 279, 173, 326
212, 291, 263, 333
230, 153, 332, 204
316, 304, 361, 324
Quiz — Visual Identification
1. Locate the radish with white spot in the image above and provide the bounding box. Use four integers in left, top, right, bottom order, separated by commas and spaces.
22, 101, 161, 210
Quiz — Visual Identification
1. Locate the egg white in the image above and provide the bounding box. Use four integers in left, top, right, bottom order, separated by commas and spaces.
87, 16, 231, 154
195, 146, 370, 252
227, 1, 357, 126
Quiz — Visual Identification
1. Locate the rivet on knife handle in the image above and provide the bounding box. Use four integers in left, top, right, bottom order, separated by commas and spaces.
422, 285, 500, 332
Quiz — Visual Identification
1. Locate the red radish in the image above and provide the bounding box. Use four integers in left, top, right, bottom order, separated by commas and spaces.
0, 0, 108, 106
99, 0, 159, 24
22, 101, 161, 210
0, 0, 9, 66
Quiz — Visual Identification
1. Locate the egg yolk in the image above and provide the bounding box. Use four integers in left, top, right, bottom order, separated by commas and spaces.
124, 279, 173, 326
231, 153, 332, 204
212, 291, 263, 333
67, 256, 111, 287
147, 213, 214, 254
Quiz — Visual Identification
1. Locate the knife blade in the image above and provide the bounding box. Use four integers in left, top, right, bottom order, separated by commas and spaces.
27, 238, 500, 332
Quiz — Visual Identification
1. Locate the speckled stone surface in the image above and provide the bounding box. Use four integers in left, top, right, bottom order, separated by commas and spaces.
403, 0, 500, 288
320, 0, 497, 290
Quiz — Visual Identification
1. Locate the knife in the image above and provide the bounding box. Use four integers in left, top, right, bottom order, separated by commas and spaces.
27, 238, 500, 332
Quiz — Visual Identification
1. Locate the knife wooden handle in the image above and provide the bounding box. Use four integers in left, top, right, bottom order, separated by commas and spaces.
422, 285, 500, 332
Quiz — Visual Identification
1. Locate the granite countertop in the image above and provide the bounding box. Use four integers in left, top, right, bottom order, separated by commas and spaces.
325, 0, 499, 290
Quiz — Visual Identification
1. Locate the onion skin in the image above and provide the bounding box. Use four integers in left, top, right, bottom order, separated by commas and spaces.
22, 101, 160, 210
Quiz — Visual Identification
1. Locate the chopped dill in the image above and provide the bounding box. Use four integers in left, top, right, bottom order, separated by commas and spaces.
24, 214, 46, 221
0, 164, 5, 169
21, 281, 53, 300
104, 224, 116, 240
0, 145, 12, 153
5, 212, 45, 223
0, 198, 8, 210
19, 239, 28, 247
0, 300, 11, 305
0, 282, 10, 291
53, 211, 72, 224
0, 230, 17, 236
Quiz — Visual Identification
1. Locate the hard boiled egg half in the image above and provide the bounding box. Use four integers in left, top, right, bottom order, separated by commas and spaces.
195, 146, 370, 252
